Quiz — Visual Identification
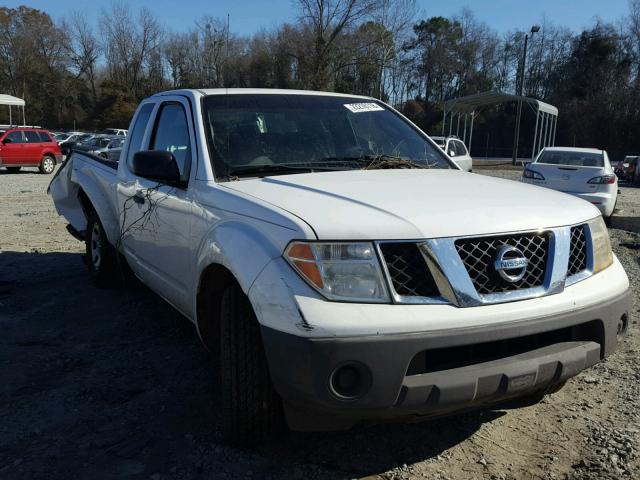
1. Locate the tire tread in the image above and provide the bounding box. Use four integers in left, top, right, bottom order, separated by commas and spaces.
220, 284, 284, 445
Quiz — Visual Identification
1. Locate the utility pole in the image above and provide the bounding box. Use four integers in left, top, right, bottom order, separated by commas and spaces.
512, 25, 540, 165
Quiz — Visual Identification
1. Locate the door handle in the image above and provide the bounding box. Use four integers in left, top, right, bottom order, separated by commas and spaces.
133, 190, 145, 204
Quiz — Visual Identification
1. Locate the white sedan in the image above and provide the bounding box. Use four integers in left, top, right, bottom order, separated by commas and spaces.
431, 136, 473, 172
522, 147, 617, 222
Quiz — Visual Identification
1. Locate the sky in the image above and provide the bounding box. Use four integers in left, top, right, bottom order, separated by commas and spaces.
5, 0, 632, 36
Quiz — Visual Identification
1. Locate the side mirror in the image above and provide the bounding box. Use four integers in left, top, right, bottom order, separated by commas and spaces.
131, 150, 182, 185
2, 138, 12, 144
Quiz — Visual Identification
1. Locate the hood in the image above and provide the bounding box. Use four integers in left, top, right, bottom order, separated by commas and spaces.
222, 169, 601, 240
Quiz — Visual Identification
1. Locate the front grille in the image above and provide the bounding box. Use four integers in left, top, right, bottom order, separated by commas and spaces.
568, 225, 588, 276
379, 243, 439, 297
455, 232, 550, 294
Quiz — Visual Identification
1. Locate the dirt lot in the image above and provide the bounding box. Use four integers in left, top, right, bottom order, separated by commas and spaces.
0, 165, 638, 480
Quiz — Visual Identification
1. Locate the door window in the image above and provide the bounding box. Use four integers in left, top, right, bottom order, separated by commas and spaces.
5, 131, 25, 143
454, 140, 468, 157
37, 131, 53, 142
24, 131, 41, 143
125, 103, 155, 170
150, 103, 191, 182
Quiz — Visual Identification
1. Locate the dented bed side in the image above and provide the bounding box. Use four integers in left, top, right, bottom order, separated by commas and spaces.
48, 153, 120, 245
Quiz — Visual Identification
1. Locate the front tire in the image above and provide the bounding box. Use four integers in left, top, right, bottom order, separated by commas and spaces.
86, 210, 120, 288
220, 284, 284, 445
39, 155, 55, 174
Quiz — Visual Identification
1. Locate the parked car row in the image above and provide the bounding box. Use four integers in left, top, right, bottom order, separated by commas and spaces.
57, 129, 127, 159
1, 126, 127, 174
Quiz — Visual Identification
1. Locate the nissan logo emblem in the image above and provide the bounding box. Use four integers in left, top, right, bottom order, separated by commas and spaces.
494, 245, 528, 283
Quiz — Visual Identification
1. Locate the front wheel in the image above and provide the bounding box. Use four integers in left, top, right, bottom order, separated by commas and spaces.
220, 283, 285, 445
86, 210, 120, 288
39, 155, 55, 174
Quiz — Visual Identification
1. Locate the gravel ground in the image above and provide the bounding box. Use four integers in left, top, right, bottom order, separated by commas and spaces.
0, 165, 638, 480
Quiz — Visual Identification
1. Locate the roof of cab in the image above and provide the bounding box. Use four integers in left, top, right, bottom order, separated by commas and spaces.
151, 88, 375, 100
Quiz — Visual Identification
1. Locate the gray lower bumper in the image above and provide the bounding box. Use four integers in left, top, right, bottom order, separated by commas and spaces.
261, 289, 630, 431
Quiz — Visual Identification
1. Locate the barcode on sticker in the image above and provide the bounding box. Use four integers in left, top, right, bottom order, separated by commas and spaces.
344, 102, 385, 113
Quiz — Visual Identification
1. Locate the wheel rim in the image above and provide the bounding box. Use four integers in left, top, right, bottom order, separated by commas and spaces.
43, 157, 54, 172
91, 223, 102, 269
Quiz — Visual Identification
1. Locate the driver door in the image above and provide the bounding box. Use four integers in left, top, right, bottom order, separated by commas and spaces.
116, 97, 196, 317
1, 131, 26, 165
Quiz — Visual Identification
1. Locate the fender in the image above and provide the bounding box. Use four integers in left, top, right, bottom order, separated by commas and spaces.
194, 219, 284, 302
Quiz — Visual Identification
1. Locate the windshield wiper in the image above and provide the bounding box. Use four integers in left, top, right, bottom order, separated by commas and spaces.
361, 155, 432, 170
224, 162, 341, 179
318, 154, 433, 170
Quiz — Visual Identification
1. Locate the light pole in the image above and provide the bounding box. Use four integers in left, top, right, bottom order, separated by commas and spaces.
511, 24, 540, 165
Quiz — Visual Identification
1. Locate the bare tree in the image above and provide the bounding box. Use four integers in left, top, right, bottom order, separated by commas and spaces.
100, 1, 162, 97
296, 0, 379, 89
66, 11, 101, 104
372, 0, 416, 99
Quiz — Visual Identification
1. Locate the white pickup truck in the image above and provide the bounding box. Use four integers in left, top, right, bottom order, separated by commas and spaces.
49, 89, 630, 445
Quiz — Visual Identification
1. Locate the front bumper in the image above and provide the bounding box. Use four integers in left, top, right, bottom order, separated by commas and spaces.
261, 288, 630, 431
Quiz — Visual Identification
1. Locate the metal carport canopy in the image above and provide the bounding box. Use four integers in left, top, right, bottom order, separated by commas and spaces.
0, 94, 26, 126
442, 90, 559, 160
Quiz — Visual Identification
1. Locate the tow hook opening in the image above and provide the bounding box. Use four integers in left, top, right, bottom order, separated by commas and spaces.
617, 313, 629, 340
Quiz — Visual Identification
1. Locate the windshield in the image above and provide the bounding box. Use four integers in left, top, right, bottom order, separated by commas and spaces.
202, 94, 452, 178
537, 150, 604, 167
83, 137, 104, 146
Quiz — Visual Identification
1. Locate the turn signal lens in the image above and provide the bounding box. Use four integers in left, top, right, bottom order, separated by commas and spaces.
284, 241, 389, 302
588, 216, 613, 273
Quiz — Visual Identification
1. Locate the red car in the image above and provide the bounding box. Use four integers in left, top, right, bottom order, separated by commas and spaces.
0, 128, 63, 174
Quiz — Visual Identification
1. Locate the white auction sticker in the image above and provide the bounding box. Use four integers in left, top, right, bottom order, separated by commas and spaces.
344, 102, 385, 113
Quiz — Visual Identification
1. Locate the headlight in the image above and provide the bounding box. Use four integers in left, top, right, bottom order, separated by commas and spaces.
523, 168, 545, 180
284, 241, 390, 302
588, 216, 613, 273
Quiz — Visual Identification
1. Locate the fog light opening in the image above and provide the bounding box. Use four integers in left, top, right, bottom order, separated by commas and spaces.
329, 362, 371, 400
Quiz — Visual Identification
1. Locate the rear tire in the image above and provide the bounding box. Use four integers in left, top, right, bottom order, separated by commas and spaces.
39, 155, 55, 174
5, 167, 20, 173
86, 210, 120, 288
220, 283, 285, 445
